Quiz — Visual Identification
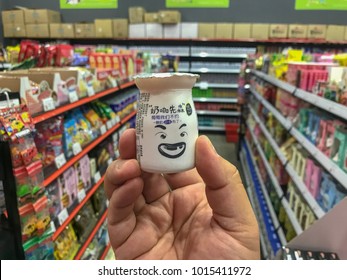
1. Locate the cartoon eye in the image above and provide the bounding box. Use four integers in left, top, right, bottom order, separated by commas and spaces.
156, 132, 167, 139
180, 132, 188, 137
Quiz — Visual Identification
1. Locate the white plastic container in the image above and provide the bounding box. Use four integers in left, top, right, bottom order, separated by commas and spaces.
134, 72, 199, 173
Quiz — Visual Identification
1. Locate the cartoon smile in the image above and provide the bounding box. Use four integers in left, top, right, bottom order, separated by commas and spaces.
158, 142, 186, 158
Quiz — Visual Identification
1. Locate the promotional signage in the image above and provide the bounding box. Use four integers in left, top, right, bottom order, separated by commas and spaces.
296, 0, 347, 10
166, 0, 229, 8
60, 0, 118, 9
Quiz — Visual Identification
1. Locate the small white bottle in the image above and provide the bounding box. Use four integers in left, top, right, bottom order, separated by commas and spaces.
134, 72, 200, 173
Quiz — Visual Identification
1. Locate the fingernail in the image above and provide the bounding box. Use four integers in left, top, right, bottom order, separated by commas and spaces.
115, 160, 125, 170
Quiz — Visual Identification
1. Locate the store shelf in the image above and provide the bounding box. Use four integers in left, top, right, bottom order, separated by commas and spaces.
241, 140, 282, 256
248, 105, 326, 219
190, 68, 240, 74
74, 209, 108, 260
250, 87, 347, 189
240, 154, 269, 260
198, 126, 225, 131
33, 81, 135, 124
245, 139, 287, 245
197, 110, 240, 116
52, 174, 105, 241
43, 110, 136, 187
191, 53, 248, 59
251, 70, 296, 94
246, 120, 303, 235
251, 70, 347, 122
194, 83, 239, 89
194, 97, 238, 103
119, 81, 135, 89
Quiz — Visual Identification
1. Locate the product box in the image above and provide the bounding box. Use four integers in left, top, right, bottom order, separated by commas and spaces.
163, 24, 181, 39
94, 19, 113, 38
146, 23, 163, 39
198, 23, 215, 39
326, 25, 345, 41
2, 71, 71, 111
0, 75, 32, 109
75, 23, 95, 38
50, 23, 75, 38
3, 24, 26, 38
29, 68, 88, 99
307, 25, 327, 39
215, 23, 233, 39
158, 10, 181, 24
234, 24, 252, 39
289, 24, 308, 39
144, 13, 159, 23
2, 10, 25, 24
128, 23, 146, 38
113, 19, 129, 38
180, 22, 198, 39
251, 24, 269, 40
128, 6, 145, 23
269, 24, 288, 38
26, 24, 50, 38
24, 9, 61, 24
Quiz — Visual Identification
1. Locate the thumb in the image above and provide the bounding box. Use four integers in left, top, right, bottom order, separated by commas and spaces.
195, 135, 257, 231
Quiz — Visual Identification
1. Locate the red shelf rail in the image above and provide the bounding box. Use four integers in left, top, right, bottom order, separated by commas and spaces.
33, 81, 135, 124
74, 210, 108, 260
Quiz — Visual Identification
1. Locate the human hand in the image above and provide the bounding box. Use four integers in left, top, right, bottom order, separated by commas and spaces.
105, 128, 260, 260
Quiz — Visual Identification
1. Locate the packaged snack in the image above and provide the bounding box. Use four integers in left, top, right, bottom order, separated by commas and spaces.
54, 225, 80, 260
33, 195, 51, 236
72, 201, 97, 243
34, 116, 64, 169
60, 167, 78, 210
19, 203, 37, 242
74, 155, 92, 192
45, 180, 62, 220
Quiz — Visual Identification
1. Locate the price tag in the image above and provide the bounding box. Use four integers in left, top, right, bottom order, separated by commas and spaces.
87, 85, 95, 97
58, 208, 69, 226
106, 120, 113, 130
72, 142, 82, 156
107, 158, 113, 166
94, 171, 101, 183
78, 189, 86, 203
115, 116, 120, 123
69, 90, 79, 103
100, 125, 107, 135
54, 153, 67, 169
50, 221, 56, 233
106, 200, 110, 207
199, 82, 209, 90
42, 97, 56, 112
110, 118, 116, 127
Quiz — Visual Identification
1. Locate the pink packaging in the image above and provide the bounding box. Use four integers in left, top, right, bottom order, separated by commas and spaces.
308, 162, 322, 199
59, 167, 78, 209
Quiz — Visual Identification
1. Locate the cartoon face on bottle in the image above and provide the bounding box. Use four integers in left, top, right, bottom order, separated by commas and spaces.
154, 123, 188, 159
